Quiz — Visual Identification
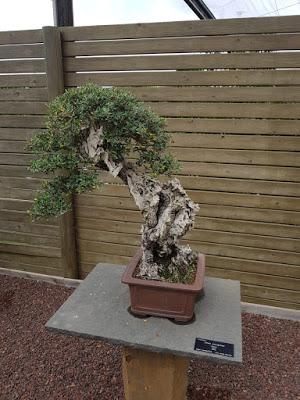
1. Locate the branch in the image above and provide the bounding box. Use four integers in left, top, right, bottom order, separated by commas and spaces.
81, 125, 123, 177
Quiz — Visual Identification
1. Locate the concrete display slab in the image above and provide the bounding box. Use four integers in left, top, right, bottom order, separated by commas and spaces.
46, 264, 242, 364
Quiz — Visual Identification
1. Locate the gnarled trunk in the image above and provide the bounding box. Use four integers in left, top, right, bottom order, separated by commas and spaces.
119, 166, 199, 280
82, 125, 199, 280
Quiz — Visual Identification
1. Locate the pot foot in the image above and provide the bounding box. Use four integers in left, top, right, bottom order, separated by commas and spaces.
169, 313, 196, 325
127, 306, 151, 319
196, 288, 205, 303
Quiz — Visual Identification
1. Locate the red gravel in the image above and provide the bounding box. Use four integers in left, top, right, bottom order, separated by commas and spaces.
0, 274, 299, 400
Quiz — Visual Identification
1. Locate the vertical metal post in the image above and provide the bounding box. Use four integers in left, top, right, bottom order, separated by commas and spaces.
52, 0, 74, 27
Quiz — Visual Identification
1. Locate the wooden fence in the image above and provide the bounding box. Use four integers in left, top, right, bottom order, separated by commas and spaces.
0, 15, 299, 309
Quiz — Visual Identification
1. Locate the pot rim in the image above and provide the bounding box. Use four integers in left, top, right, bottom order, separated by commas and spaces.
121, 248, 205, 293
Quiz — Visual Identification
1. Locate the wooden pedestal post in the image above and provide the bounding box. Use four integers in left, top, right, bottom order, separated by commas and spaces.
122, 347, 189, 400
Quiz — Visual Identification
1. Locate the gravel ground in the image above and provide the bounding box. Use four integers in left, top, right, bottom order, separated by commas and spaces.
0, 274, 299, 400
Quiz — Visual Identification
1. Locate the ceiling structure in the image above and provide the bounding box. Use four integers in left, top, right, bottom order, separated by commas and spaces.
1, 0, 300, 31
202, 0, 300, 19
183, 0, 215, 19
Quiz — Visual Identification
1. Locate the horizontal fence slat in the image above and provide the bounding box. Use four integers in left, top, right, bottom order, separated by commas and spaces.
178, 162, 300, 182
76, 203, 299, 225
61, 16, 300, 41
0, 102, 47, 115
241, 284, 299, 304
0, 154, 32, 166
2, 169, 298, 197
0, 74, 46, 88
0, 177, 41, 190
64, 52, 300, 72
170, 134, 300, 151
206, 255, 300, 279
0, 59, 45, 73
242, 295, 299, 310
0, 115, 45, 128
78, 240, 136, 258
0, 220, 59, 236
149, 102, 300, 119
78, 189, 300, 212
78, 238, 299, 266
0, 141, 28, 152
4, 161, 298, 184
0, 252, 61, 268
0, 128, 40, 141
0, 88, 48, 101
0, 242, 60, 257
171, 148, 300, 167
0, 187, 36, 200
166, 118, 300, 135
63, 33, 300, 57
2, 146, 298, 168
181, 175, 300, 197
0, 230, 60, 247
198, 218, 300, 240
0, 209, 55, 225
0, 43, 44, 59
65, 70, 300, 87
0, 259, 63, 276
200, 204, 300, 225
80, 253, 130, 268
77, 216, 300, 240
192, 231, 299, 253
0, 198, 32, 212
78, 226, 299, 253
77, 202, 300, 231
0, 165, 45, 178
180, 176, 300, 197
0, 29, 43, 45
205, 268, 299, 292
1, 155, 32, 168
78, 191, 299, 211
128, 86, 300, 102
100, 171, 300, 198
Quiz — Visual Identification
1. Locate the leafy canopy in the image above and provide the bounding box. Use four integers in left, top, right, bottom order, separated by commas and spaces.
28, 84, 178, 220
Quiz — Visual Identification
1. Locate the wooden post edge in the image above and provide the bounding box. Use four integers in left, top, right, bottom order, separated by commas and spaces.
42, 26, 78, 279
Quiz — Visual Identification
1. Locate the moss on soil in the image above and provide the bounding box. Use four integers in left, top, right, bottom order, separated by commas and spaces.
135, 260, 197, 284
160, 262, 197, 284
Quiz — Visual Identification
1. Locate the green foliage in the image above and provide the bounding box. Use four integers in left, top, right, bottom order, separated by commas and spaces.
27, 84, 178, 220
29, 169, 100, 220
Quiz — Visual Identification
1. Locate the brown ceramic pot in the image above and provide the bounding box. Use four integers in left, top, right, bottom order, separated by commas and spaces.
121, 249, 205, 322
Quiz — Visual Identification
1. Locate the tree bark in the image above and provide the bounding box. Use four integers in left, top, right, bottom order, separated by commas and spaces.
82, 125, 199, 280
119, 166, 199, 279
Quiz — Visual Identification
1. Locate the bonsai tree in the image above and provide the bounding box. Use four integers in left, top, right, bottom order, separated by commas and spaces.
28, 84, 199, 282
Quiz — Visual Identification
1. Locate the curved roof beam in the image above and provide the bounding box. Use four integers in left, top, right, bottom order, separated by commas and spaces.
184, 0, 215, 19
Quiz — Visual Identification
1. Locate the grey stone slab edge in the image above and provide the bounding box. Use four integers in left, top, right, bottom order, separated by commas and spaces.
46, 324, 241, 366
1, 266, 299, 321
